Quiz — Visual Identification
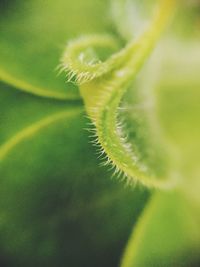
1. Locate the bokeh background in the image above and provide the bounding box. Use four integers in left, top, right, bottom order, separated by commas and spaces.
0, 0, 199, 266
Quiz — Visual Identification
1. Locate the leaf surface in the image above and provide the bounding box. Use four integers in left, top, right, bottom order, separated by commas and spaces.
121, 191, 200, 267
0, 0, 109, 99
0, 83, 148, 267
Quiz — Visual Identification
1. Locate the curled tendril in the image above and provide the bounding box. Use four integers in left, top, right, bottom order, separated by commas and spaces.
60, 34, 139, 84
61, 0, 179, 189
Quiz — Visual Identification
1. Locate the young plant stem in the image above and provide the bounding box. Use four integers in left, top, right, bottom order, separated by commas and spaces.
62, 0, 178, 189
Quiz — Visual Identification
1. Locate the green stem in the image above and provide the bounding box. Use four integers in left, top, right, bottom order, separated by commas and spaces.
62, 0, 179, 189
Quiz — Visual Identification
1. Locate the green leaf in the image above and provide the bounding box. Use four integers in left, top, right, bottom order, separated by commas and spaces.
0, 83, 148, 266
120, 32, 200, 267
0, 1, 149, 266
157, 39, 200, 194
0, 0, 109, 99
121, 191, 200, 267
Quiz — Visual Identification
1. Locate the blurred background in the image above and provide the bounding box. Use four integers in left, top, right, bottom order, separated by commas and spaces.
0, 0, 199, 266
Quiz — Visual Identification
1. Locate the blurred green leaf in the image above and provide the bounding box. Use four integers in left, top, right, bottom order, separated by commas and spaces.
120, 36, 200, 267
0, 0, 110, 99
157, 39, 200, 192
0, 83, 148, 266
121, 191, 200, 267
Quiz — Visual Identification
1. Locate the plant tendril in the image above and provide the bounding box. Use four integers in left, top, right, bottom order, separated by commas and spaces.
61, 0, 179, 189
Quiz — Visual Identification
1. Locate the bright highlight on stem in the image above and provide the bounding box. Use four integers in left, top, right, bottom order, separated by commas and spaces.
61, 0, 179, 189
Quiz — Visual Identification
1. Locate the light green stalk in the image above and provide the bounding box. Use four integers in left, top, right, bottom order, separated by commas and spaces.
61, 0, 178, 189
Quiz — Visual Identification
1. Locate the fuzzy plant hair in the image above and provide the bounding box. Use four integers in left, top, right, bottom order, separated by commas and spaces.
60, 0, 179, 189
